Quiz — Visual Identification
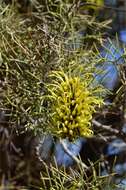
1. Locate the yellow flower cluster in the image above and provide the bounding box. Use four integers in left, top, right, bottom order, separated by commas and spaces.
48, 70, 103, 140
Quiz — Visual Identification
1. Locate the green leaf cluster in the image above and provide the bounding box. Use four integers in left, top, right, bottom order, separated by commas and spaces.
0, 1, 107, 134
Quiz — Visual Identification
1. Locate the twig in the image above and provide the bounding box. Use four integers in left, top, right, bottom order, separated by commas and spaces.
96, 134, 116, 142
81, 2, 126, 12
92, 119, 119, 135
10, 142, 21, 154
120, 65, 126, 129
60, 139, 89, 170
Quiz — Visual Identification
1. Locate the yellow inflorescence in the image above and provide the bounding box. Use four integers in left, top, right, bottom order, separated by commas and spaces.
48, 71, 103, 140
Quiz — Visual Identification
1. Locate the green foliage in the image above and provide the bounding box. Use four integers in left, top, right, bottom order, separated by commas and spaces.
79, 0, 104, 16
40, 160, 111, 190
0, 4, 46, 131
86, 0, 104, 7
0, 1, 121, 189
0, 1, 107, 134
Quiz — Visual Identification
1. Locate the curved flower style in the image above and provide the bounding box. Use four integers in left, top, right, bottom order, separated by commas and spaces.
47, 69, 103, 140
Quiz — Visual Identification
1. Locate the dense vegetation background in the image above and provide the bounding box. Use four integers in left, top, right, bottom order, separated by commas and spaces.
0, 0, 126, 189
